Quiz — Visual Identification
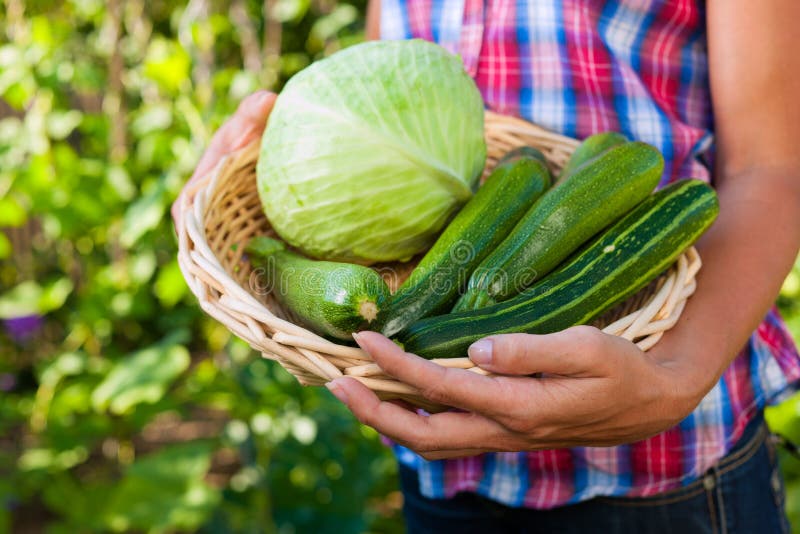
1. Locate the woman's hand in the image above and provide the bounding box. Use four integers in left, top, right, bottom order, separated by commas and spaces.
325, 328, 703, 460
171, 90, 277, 231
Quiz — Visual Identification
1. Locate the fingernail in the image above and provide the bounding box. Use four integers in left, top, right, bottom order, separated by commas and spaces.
326, 380, 349, 405
468, 339, 493, 365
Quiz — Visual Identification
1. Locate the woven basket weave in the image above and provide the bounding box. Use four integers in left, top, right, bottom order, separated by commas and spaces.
176, 110, 701, 413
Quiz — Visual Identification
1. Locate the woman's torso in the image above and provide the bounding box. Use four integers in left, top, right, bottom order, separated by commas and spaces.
380, 0, 800, 508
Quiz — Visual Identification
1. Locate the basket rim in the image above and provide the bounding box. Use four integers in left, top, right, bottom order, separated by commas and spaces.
176, 110, 702, 412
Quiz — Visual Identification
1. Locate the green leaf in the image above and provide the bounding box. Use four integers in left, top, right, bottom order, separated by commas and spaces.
0, 116, 23, 148
18, 445, 89, 472
0, 64, 36, 110
781, 271, 800, 299
154, 259, 188, 307
0, 278, 73, 318
131, 104, 173, 137
0, 196, 27, 226
30, 16, 55, 48
0, 90, 22, 116
71, 0, 104, 19
280, 53, 311, 78
291, 415, 318, 445
40, 277, 75, 312
38, 351, 89, 387
765, 391, 800, 444
307, 5, 359, 52
128, 251, 157, 284
45, 110, 83, 140
91, 342, 190, 414
227, 70, 260, 101
143, 38, 190, 94
120, 184, 166, 249
106, 165, 136, 201
102, 442, 219, 533
40, 474, 114, 532
272, 0, 311, 23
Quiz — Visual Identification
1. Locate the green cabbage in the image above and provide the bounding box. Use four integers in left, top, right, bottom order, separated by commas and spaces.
256, 39, 486, 263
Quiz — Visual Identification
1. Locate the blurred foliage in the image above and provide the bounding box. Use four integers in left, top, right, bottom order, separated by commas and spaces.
770, 259, 800, 532
0, 0, 798, 532
0, 0, 402, 532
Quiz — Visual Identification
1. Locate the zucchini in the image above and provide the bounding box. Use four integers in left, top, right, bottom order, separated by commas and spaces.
380, 155, 552, 336
454, 141, 663, 311
401, 179, 719, 359
497, 146, 547, 166
558, 131, 628, 181
247, 236, 390, 340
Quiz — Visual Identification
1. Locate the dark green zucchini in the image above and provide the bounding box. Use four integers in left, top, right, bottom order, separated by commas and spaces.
558, 131, 628, 181
401, 179, 719, 359
247, 236, 390, 340
454, 141, 663, 311
380, 155, 552, 336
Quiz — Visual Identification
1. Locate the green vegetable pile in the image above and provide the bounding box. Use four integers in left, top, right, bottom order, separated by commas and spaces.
251, 41, 720, 351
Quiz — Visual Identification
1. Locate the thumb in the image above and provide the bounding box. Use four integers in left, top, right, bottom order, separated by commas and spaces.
227, 90, 277, 148
189, 90, 277, 182
174, 91, 276, 227
467, 326, 611, 377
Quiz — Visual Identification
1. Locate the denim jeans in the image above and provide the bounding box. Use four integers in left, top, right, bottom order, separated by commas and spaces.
399, 414, 791, 534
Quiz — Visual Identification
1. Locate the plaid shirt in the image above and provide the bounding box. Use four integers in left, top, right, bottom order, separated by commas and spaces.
381, 0, 800, 508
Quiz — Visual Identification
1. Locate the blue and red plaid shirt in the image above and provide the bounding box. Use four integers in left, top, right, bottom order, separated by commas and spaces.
381, 0, 800, 508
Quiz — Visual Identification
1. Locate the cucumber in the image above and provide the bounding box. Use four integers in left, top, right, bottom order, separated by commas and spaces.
454, 141, 663, 311
558, 131, 628, 181
380, 155, 552, 336
401, 179, 719, 359
246, 236, 390, 340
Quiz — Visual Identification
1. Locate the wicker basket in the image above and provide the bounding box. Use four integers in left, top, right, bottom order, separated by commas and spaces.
176, 111, 701, 413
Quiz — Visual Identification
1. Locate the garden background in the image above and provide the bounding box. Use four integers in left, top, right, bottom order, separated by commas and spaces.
0, 1, 798, 532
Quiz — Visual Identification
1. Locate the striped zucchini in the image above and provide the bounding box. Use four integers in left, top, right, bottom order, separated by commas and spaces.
454, 141, 663, 311
380, 155, 552, 336
400, 179, 719, 359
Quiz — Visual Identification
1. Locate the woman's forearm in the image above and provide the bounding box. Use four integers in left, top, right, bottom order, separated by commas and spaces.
649, 166, 800, 400
658, 0, 800, 405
